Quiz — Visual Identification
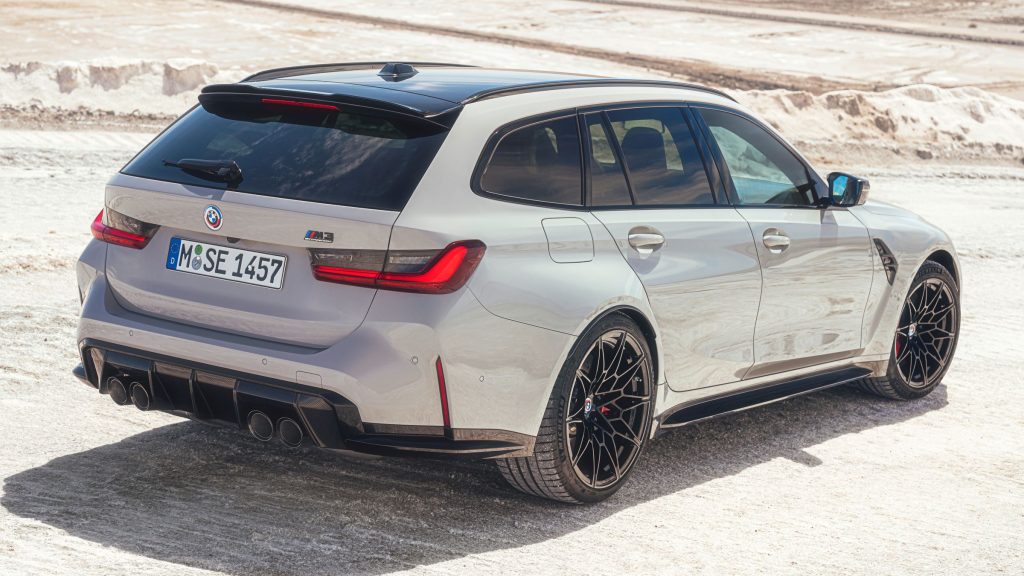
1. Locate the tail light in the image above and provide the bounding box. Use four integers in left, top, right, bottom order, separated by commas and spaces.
91, 208, 158, 249
310, 240, 485, 294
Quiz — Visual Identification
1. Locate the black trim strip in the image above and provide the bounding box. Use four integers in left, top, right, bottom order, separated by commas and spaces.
600, 110, 638, 205
658, 366, 872, 429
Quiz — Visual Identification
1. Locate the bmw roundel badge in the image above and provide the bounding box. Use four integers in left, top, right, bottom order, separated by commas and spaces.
204, 205, 223, 231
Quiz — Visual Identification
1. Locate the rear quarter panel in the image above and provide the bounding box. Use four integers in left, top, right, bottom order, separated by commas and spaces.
391, 91, 680, 424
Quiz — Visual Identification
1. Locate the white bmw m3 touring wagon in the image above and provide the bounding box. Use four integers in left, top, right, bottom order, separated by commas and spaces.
74, 62, 961, 503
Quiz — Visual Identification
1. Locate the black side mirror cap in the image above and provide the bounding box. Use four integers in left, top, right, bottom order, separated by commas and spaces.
827, 172, 870, 207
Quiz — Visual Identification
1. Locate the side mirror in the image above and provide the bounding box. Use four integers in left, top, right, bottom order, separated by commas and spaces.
827, 172, 870, 207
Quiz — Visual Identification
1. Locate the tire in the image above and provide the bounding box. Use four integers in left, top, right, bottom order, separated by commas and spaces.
496, 314, 654, 503
857, 261, 960, 400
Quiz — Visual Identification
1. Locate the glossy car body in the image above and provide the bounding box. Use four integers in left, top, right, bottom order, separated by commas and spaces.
74, 63, 959, 491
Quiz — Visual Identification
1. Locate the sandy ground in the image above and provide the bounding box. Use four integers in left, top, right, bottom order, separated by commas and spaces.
1, 0, 1024, 574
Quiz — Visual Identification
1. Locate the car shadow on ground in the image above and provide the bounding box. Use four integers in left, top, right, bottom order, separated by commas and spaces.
2, 384, 946, 575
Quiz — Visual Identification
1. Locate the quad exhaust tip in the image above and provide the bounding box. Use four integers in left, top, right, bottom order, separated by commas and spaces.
107, 377, 130, 406
247, 411, 274, 442
277, 418, 303, 448
129, 382, 150, 411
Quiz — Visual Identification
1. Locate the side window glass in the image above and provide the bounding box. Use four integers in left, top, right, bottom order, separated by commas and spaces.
605, 107, 714, 206
699, 108, 815, 206
480, 115, 583, 205
584, 114, 632, 206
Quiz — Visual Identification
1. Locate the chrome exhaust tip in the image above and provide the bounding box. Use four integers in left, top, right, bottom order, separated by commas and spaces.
247, 411, 274, 442
107, 377, 130, 406
129, 382, 150, 411
277, 417, 303, 448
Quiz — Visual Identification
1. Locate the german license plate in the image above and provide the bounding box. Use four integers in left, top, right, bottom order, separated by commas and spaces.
166, 237, 286, 289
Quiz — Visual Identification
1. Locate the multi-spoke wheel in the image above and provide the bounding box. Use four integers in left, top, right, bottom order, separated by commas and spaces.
496, 315, 653, 503
565, 330, 650, 489
859, 261, 960, 400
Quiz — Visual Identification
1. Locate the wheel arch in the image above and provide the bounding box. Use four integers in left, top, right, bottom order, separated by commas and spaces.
589, 305, 661, 388
925, 249, 959, 288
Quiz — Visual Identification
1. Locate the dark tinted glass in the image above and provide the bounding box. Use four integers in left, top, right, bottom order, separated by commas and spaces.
122, 101, 449, 211
584, 114, 632, 206
606, 107, 714, 206
480, 115, 582, 205
699, 108, 814, 206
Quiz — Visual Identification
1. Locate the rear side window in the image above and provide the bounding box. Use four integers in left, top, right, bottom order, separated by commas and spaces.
479, 115, 583, 206
605, 107, 714, 206
122, 100, 449, 211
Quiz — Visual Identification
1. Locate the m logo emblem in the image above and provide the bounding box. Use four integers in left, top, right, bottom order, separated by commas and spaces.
304, 230, 334, 243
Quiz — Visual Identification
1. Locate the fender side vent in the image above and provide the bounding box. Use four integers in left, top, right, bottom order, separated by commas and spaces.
873, 239, 898, 285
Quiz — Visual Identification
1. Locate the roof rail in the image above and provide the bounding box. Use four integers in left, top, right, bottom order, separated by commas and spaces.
243, 61, 476, 83
462, 79, 736, 104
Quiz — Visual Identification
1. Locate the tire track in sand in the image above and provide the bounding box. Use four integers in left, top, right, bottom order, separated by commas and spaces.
213, 0, 885, 93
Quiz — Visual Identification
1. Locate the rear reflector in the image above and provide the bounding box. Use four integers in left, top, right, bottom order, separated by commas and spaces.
436, 357, 451, 429
91, 209, 157, 249
261, 98, 339, 111
311, 240, 485, 294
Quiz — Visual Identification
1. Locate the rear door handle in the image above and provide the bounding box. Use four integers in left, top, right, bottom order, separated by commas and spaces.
762, 229, 790, 253
627, 228, 665, 255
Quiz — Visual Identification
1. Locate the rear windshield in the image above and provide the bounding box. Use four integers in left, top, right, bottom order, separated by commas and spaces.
122, 100, 450, 211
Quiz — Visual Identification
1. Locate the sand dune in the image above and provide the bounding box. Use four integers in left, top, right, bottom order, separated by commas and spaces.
3, 59, 1022, 164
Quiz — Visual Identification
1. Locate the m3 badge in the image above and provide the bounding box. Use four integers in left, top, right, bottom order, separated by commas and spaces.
304, 230, 334, 243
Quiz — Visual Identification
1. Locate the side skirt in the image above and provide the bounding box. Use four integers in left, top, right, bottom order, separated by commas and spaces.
657, 366, 872, 432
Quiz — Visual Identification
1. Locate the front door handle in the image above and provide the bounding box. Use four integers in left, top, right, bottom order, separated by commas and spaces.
762, 229, 790, 253
627, 227, 665, 255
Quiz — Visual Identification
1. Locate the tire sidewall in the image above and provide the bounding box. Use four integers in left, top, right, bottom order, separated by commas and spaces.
551, 314, 654, 503
886, 262, 960, 398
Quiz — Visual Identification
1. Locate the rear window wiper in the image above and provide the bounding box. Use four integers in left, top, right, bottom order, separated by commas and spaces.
163, 159, 243, 185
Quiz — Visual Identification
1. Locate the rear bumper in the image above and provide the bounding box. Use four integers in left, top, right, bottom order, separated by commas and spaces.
76, 249, 571, 439
76, 339, 534, 459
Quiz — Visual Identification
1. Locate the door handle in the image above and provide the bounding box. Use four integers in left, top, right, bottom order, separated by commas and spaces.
762, 229, 790, 253
627, 228, 665, 255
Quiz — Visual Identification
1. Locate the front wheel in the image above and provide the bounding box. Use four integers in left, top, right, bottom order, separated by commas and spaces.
496, 315, 654, 503
859, 261, 960, 400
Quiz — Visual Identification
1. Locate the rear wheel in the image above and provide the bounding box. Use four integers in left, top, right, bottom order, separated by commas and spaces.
496, 315, 654, 503
858, 261, 960, 400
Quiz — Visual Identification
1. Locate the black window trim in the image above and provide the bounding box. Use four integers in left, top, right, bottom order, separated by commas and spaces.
690, 103, 830, 210
683, 106, 730, 204
600, 111, 636, 202
470, 108, 588, 211
581, 111, 635, 209
471, 100, 829, 213
579, 101, 726, 211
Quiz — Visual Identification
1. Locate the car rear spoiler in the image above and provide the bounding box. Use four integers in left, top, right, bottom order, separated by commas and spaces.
199, 82, 464, 128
